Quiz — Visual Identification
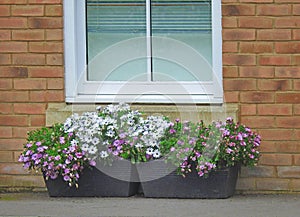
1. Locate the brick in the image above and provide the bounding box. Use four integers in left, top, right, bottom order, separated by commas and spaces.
277, 166, 300, 178
223, 67, 238, 78
222, 17, 238, 28
259, 56, 291, 66
275, 0, 300, 2
47, 78, 64, 89
0, 139, 25, 151
275, 17, 300, 28
240, 67, 274, 78
260, 154, 293, 166
276, 142, 300, 153
0, 18, 27, 28
12, 30, 44, 41
257, 5, 291, 16
294, 5, 300, 15
30, 115, 45, 126
0, 67, 28, 78
291, 179, 300, 191
0, 30, 10, 40
0, 54, 10, 65
28, 67, 63, 78
0, 115, 28, 127
257, 104, 292, 116
223, 54, 256, 66
222, 5, 255, 16
240, 92, 274, 103
240, 166, 275, 178
0, 152, 13, 162
275, 42, 300, 54
257, 29, 291, 41
28, 17, 62, 29
259, 141, 277, 153
0, 5, 10, 16
240, 42, 273, 54
0, 0, 27, 3
223, 29, 255, 40
45, 5, 62, 16
276, 93, 300, 103
0, 79, 12, 90
277, 117, 300, 128
256, 178, 290, 191
0, 91, 29, 102
258, 80, 291, 91
240, 104, 257, 116
14, 79, 47, 90
224, 91, 239, 103
259, 129, 294, 141
12, 127, 31, 138
223, 42, 238, 53
0, 103, 12, 114
241, 116, 275, 128
240, 0, 273, 2
13, 54, 45, 65
29, 42, 63, 53
0, 42, 27, 53
293, 29, 300, 40
295, 155, 300, 165
46, 29, 63, 40
29, 0, 62, 4
294, 105, 300, 115
239, 17, 273, 29
293, 80, 300, 90
30, 90, 64, 102
14, 103, 46, 115
0, 127, 12, 138
292, 55, 300, 66
275, 67, 300, 78
0, 163, 28, 175
12, 5, 44, 16
224, 79, 256, 91
236, 178, 256, 191
0, 175, 45, 188
46, 54, 63, 65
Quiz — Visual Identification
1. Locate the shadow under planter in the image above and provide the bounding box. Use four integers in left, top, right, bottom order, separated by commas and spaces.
44, 160, 139, 197
137, 159, 239, 199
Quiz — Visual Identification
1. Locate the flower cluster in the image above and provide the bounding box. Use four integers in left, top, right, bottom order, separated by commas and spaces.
18, 124, 91, 187
160, 118, 261, 178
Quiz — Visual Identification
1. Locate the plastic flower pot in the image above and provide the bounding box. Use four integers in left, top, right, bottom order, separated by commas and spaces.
137, 159, 239, 199
44, 159, 139, 197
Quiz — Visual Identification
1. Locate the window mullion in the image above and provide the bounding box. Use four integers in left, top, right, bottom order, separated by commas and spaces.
146, 0, 152, 81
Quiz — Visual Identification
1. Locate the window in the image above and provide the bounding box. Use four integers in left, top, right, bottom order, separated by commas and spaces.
64, 0, 222, 103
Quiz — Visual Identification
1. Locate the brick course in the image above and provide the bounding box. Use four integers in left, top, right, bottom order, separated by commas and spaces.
0, 0, 299, 193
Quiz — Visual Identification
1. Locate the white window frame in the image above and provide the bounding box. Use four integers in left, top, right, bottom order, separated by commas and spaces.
64, 0, 223, 104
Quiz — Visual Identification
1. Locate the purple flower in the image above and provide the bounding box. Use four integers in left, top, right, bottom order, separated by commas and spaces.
69, 145, 76, 152
177, 140, 184, 145
63, 175, 70, 181
54, 155, 61, 161
59, 137, 65, 144
89, 160, 96, 167
75, 152, 83, 159
31, 153, 39, 161
64, 168, 70, 174
37, 147, 44, 152
23, 162, 31, 169
50, 173, 58, 179
36, 141, 42, 146
170, 147, 175, 152
175, 118, 180, 123
18, 155, 24, 162
65, 159, 71, 164
169, 128, 176, 134
26, 143, 32, 148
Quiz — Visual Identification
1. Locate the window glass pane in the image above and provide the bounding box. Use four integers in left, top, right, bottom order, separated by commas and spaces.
151, 0, 212, 81
86, 0, 147, 81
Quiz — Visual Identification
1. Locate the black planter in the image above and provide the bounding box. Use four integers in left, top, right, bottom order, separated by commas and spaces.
44, 160, 139, 197
137, 159, 239, 199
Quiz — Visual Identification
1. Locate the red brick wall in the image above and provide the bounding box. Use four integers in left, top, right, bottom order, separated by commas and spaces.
223, 0, 300, 192
0, 0, 64, 190
0, 0, 300, 192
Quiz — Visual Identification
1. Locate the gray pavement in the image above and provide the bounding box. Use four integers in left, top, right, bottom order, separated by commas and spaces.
0, 192, 300, 217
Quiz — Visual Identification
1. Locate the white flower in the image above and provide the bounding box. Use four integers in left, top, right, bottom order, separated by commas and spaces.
100, 151, 109, 158
81, 143, 89, 152
146, 147, 154, 155
92, 137, 100, 145
153, 149, 161, 158
135, 143, 143, 148
106, 130, 115, 137
71, 139, 78, 146
88, 146, 98, 155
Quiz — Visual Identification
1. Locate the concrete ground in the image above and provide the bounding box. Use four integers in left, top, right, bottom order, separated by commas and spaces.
0, 192, 300, 217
